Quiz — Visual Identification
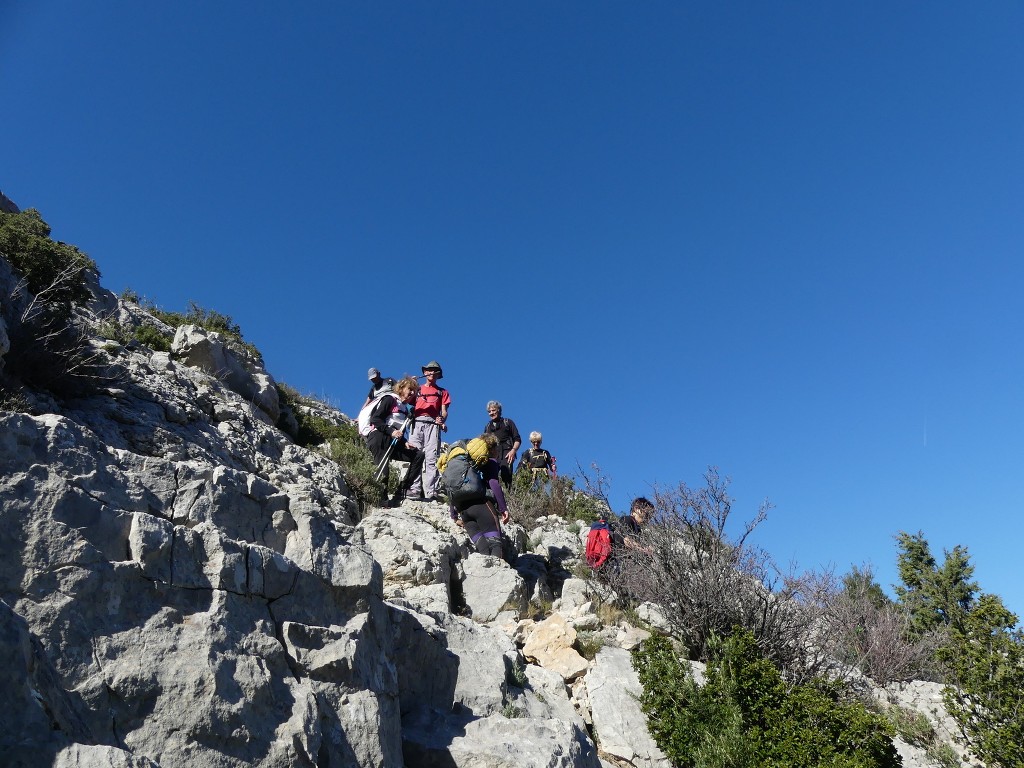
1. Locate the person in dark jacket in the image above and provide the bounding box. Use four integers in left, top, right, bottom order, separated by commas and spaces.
483, 400, 520, 486
614, 497, 654, 551
517, 430, 554, 490
365, 376, 425, 507
450, 433, 510, 558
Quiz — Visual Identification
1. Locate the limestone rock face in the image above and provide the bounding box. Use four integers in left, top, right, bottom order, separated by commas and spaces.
171, 324, 280, 422
0, 249, 960, 766
403, 708, 602, 768
587, 647, 671, 768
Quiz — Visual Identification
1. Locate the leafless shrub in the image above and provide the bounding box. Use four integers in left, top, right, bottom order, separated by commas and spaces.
608, 467, 834, 683
3, 273, 116, 397
810, 567, 945, 685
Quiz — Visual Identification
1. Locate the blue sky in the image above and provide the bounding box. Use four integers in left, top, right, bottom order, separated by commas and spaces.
3, 2, 1023, 619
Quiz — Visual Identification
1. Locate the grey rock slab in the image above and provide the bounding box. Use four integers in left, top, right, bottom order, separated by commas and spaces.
403, 709, 601, 768
586, 646, 670, 768
461, 553, 527, 622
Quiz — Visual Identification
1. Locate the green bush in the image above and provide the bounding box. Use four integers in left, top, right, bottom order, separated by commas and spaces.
140, 299, 262, 364
97, 319, 172, 352
938, 593, 1024, 767
0, 208, 98, 314
0, 208, 112, 397
326, 435, 385, 507
633, 632, 900, 768
505, 470, 607, 528
891, 531, 1024, 766
276, 384, 386, 507
133, 324, 172, 352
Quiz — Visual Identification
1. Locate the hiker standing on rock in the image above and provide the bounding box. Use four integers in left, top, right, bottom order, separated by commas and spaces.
407, 360, 449, 502
450, 434, 510, 558
518, 431, 554, 490
365, 376, 425, 507
483, 401, 520, 486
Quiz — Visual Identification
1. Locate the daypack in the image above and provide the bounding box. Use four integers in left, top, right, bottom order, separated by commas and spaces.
585, 520, 613, 569
524, 447, 552, 470
438, 439, 489, 504
357, 389, 395, 437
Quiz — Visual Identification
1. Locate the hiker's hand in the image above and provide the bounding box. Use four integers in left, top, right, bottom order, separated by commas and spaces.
455, 519, 464, 528
391, 429, 402, 439
501, 512, 510, 524
505, 450, 516, 465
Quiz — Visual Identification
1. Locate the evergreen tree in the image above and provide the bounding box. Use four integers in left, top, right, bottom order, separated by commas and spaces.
937, 593, 1024, 767
893, 531, 977, 637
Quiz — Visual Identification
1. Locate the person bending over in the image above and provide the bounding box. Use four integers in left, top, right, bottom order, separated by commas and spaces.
450, 433, 510, 558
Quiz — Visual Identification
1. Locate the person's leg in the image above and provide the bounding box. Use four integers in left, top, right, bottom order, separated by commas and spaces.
461, 504, 484, 542
405, 421, 427, 497
419, 422, 441, 498
396, 443, 425, 497
366, 431, 391, 486
498, 461, 513, 486
476, 533, 503, 558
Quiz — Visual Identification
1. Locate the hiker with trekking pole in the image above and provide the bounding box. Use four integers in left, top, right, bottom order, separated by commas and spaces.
363, 376, 425, 507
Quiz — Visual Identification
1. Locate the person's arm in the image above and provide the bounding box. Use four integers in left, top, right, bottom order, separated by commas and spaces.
484, 460, 509, 521
370, 399, 393, 436
438, 388, 450, 432
506, 420, 521, 466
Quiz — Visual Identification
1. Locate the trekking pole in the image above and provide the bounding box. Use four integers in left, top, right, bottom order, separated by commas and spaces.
373, 437, 398, 482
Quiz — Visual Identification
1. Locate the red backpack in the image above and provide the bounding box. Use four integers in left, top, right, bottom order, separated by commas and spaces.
585, 520, 612, 569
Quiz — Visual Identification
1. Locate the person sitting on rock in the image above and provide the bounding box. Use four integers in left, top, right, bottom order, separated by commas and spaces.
365, 376, 425, 507
449, 433, 509, 558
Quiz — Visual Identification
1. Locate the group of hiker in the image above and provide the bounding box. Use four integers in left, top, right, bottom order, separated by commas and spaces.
358, 360, 644, 567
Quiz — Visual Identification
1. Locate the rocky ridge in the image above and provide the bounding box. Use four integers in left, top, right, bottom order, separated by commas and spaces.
0, 255, 967, 767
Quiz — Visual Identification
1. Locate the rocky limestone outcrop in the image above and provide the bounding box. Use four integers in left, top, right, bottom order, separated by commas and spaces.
0, 244, 975, 767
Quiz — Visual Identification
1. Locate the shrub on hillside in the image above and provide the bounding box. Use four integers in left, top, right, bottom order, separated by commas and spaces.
505, 462, 610, 529
0, 209, 112, 397
937, 593, 1024, 768
633, 631, 900, 768
609, 468, 830, 682
97, 319, 173, 352
0, 208, 98, 316
887, 530, 1024, 766
816, 566, 943, 684
123, 294, 263, 364
276, 383, 385, 507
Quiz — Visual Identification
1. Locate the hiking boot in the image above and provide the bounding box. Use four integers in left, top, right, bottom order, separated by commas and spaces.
388, 490, 406, 507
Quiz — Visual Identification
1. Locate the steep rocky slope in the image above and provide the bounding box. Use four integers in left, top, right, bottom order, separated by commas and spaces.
0, 251, 969, 768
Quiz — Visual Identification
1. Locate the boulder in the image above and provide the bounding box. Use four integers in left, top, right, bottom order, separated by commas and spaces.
461, 553, 528, 622
523, 613, 590, 682
171, 324, 279, 422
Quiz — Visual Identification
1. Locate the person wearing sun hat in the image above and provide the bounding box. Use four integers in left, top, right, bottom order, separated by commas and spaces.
406, 360, 451, 501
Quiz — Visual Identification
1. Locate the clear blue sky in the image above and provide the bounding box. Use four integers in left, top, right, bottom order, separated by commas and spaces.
3, 2, 1023, 619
